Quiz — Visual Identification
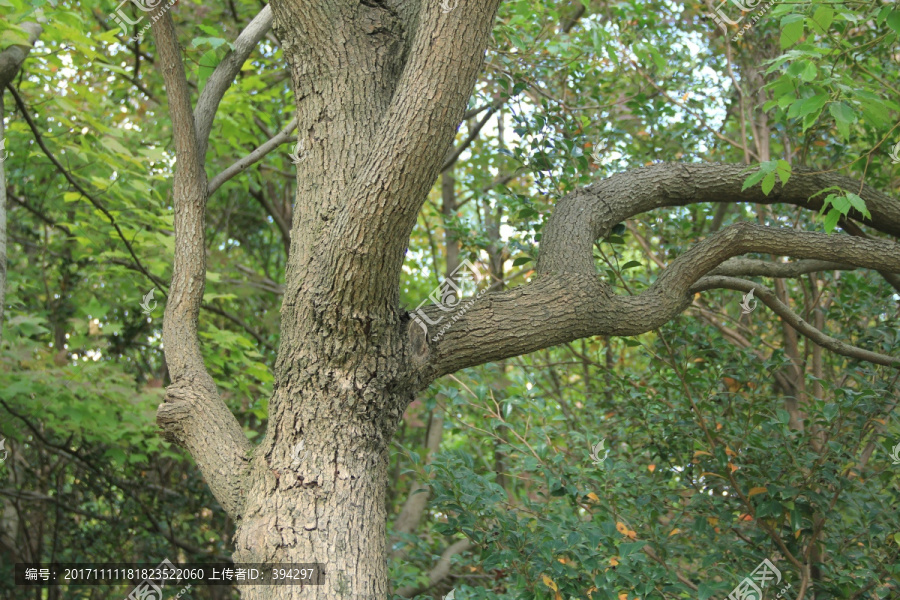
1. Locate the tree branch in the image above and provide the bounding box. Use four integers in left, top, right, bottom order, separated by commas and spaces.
6, 84, 161, 289
328, 0, 504, 309
709, 258, 857, 278
413, 220, 900, 383
394, 539, 472, 597
194, 5, 274, 162
690, 276, 899, 367
0, 22, 42, 89
207, 117, 297, 195
152, 8, 251, 520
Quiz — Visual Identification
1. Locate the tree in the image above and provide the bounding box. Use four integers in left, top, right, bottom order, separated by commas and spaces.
2, 0, 899, 598
141, 0, 900, 598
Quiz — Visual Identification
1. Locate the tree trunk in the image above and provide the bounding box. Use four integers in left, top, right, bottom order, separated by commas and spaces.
234, 382, 412, 599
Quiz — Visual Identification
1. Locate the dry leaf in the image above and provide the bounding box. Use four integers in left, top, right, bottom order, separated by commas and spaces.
542, 574, 558, 592
748, 487, 767, 497
648, 464, 656, 472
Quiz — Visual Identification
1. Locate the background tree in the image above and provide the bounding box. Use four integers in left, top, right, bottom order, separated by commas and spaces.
1, 0, 898, 599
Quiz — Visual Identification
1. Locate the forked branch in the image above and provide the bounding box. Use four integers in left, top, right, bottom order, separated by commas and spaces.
413, 163, 900, 385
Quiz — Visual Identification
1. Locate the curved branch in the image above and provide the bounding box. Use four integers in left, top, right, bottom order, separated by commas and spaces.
690, 276, 900, 367
538, 162, 900, 276
152, 9, 251, 520
194, 5, 274, 162
414, 221, 900, 382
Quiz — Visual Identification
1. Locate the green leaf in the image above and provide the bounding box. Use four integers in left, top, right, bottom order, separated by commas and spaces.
780, 17, 804, 48
775, 160, 791, 186
742, 162, 776, 191
823, 208, 842, 233
886, 10, 900, 35
776, 409, 791, 425
620, 260, 642, 270
512, 256, 533, 266
845, 192, 871, 219
799, 61, 817, 82
828, 102, 856, 140
761, 171, 776, 195
810, 6, 834, 34
793, 93, 829, 119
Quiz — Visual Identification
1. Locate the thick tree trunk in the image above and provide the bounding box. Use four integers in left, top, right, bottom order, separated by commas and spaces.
234, 382, 411, 599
